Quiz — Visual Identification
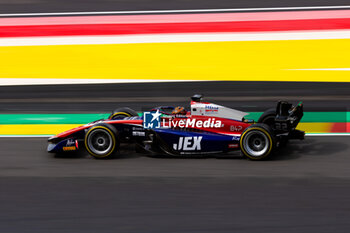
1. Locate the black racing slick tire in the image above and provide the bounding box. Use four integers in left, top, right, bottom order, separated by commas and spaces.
240, 123, 276, 160
258, 108, 276, 129
85, 124, 119, 159
108, 107, 138, 120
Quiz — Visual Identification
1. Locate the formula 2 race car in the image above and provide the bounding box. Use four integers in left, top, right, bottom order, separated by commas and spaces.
48, 95, 304, 160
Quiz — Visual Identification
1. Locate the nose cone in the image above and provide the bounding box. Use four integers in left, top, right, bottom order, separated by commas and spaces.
47, 142, 58, 153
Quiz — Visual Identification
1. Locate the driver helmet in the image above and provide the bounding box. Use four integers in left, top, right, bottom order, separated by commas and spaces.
172, 106, 186, 115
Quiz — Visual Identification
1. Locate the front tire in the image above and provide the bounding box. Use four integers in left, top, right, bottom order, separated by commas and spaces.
85, 124, 118, 159
108, 107, 138, 120
240, 123, 276, 160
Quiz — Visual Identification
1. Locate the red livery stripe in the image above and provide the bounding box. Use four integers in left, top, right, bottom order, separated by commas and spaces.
1, 10, 350, 26
1, 18, 350, 37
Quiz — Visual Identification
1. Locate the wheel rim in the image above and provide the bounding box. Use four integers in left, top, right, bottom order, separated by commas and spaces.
243, 130, 270, 157
87, 128, 113, 155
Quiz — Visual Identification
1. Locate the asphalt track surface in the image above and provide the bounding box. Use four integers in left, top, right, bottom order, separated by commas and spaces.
0, 136, 350, 233
2, 81, 350, 232
0, 81, 349, 113
0, 0, 350, 14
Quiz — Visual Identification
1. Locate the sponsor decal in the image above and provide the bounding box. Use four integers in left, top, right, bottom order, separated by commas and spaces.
173, 136, 202, 151
174, 114, 187, 118
205, 105, 219, 112
232, 136, 240, 141
132, 131, 146, 136
230, 125, 243, 132
163, 118, 222, 128
64, 139, 78, 150
63, 146, 76, 151
228, 144, 239, 149
143, 110, 222, 129
66, 138, 75, 146
143, 110, 161, 129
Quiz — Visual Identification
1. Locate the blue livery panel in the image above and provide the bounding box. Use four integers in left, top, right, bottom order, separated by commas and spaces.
154, 129, 240, 155
48, 138, 78, 153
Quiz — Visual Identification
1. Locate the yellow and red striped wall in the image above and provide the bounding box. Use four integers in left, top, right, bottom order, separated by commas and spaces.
0, 10, 350, 84
0, 10, 349, 136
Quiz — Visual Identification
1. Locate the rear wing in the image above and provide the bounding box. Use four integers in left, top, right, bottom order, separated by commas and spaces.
275, 101, 304, 139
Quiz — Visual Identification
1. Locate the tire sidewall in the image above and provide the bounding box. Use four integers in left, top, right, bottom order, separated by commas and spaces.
109, 112, 132, 120
240, 124, 275, 160
85, 124, 118, 158
109, 107, 138, 120
258, 108, 276, 128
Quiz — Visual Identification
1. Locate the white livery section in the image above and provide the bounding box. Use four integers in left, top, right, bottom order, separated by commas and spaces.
191, 102, 248, 121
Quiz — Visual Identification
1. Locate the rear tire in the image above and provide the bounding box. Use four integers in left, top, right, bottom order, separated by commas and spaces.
258, 108, 276, 129
85, 124, 118, 159
240, 123, 276, 160
108, 107, 138, 120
